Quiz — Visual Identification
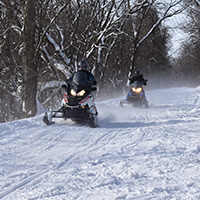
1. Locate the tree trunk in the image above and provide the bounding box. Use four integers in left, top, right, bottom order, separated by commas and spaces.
22, 0, 37, 117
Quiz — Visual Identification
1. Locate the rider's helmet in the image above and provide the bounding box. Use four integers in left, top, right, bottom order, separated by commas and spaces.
78, 60, 88, 71
135, 70, 140, 77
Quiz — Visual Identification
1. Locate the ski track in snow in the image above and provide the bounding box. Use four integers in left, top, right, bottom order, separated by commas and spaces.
0, 87, 200, 200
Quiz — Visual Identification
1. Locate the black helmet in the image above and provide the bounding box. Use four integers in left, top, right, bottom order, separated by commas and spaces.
78, 60, 88, 70
135, 70, 140, 76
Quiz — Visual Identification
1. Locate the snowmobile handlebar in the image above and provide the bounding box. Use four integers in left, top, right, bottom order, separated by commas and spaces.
91, 87, 97, 92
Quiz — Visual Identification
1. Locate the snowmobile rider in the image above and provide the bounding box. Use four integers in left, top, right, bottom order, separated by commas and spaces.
126, 70, 148, 103
129, 70, 147, 85
76, 60, 97, 86
63, 60, 97, 90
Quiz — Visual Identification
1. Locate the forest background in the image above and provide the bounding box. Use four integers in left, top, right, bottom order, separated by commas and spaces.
0, 0, 200, 123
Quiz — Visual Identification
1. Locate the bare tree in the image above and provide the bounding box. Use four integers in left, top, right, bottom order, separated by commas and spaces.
0, 0, 23, 122
21, 0, 38, 117
174, 0, 200, 86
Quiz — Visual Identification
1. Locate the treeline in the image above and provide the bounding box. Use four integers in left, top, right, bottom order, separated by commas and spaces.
0, 0, 198, 123
173, 0, 200, 87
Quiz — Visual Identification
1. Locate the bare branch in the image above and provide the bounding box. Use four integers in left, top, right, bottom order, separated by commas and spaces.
36, 2, 70, 53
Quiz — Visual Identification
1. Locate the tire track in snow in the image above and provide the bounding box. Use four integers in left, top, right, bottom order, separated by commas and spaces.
0, 171, 46, 199
57, 125, 136, 171
0, 126, 116, 199
56, 129, 115, 169
0, 126, 85, 199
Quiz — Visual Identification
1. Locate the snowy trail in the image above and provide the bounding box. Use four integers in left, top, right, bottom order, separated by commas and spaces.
0, 87, 200, 199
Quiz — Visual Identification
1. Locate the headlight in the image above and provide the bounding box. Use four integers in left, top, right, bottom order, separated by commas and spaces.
71, 89, 76, 96
70, 89, 85, 96
132, 87, 142, 93
77, 90, 85, 96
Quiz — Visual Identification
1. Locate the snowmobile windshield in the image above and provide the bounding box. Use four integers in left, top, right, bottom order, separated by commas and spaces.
72, 71, 93, 87
132, 80, 142, 88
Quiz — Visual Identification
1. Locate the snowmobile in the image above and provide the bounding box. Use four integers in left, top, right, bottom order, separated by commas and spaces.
43, 71, 98, 128
119, 80, 148, 108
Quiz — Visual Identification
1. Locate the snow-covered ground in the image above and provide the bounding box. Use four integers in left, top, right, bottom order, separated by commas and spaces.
0, 87, 200, 200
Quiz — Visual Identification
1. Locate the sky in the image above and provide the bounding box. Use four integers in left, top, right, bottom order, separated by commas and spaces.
160, 0, 191, 58
165, 12, 189, 58
0, 86, 200, 199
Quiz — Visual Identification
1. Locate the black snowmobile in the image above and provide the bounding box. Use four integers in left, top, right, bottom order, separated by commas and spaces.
43, 71, 98, 128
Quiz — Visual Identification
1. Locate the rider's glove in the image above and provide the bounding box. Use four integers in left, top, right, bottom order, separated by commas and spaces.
62, 84, 68, 90
143, 80, 148, 85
